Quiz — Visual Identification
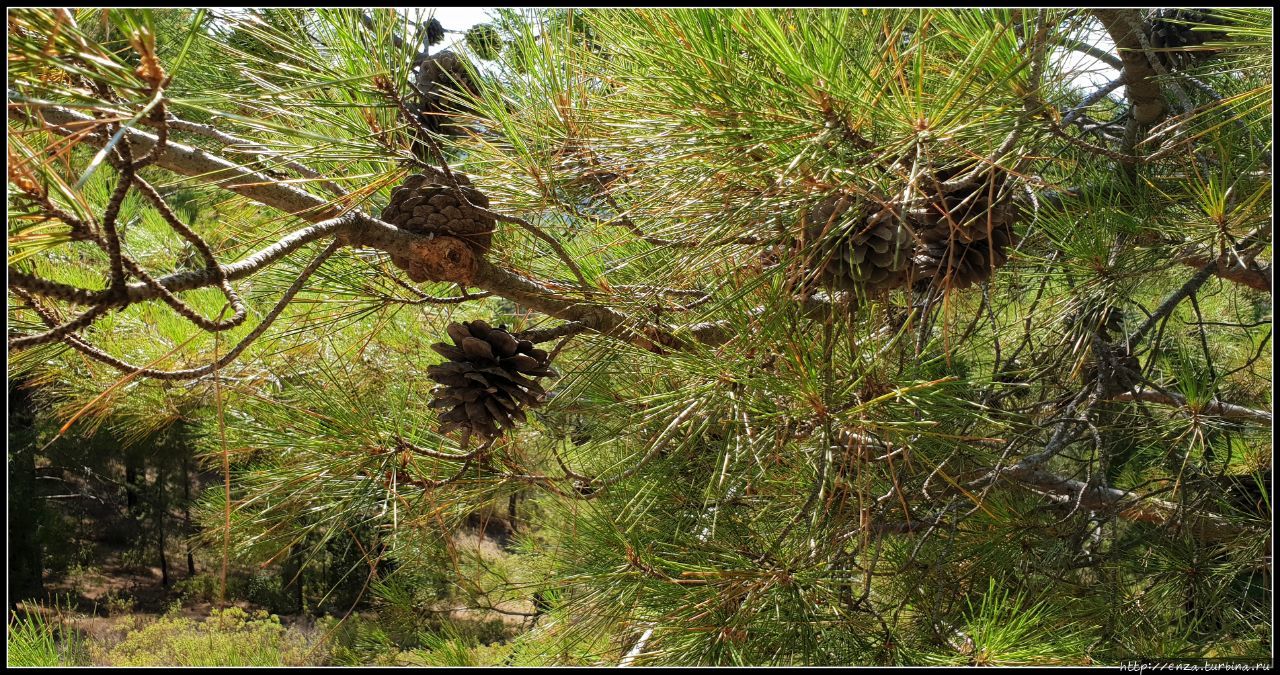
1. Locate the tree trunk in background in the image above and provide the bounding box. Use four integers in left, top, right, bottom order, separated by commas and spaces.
183, 457, 196, 577
8, 382, 44, 603
125, 461, 142, 535
156, 463, 170, 587
282, 542, 305, 614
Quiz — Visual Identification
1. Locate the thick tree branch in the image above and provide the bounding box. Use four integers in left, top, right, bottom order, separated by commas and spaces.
1177, 249, 1272, 293
470, 262, 631, 338
154, 115, 346, 195
1092, 9, 1165, 125
29, 104, 344, 220
514, 321, 589, 344
1113, 388, 1272, 425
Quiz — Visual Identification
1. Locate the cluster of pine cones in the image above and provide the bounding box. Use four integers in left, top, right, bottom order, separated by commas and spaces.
801, 164, 1017, 294
1145, 8, 1229, 71
427, 320, 557, 439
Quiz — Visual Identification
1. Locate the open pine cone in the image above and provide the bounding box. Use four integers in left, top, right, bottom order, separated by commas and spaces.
803, 196, 913, 293
427, 320, 557, 439
907, 165, 1018, 292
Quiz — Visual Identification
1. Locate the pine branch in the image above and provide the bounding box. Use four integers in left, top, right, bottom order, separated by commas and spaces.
19, 103, 674, 352
10, 216, 351, 306
1128, 261, 1221, 346
153, 114, 346, 195
1176, 249, 1272, 293
1092, 10, 1165, 125
1112, 388, 1272, 425
28, 104, 344, 220
1060, 75, 1126, 128
15, 242, 340, 380
1001, 462, 1255, 542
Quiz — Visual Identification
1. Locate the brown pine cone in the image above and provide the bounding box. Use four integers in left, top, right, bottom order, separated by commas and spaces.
802, 195, 913, 293
907, 165, 1018, 291
427, 320, 557, 439
381, 170, 495, 262
1146, 9, 1229, 71
413, 50, 480, 137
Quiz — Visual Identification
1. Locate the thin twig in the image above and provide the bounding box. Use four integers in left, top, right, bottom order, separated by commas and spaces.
16, 242, 340, 380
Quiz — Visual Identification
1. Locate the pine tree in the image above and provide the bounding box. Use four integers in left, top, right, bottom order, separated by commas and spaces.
7, 8, 1272, 665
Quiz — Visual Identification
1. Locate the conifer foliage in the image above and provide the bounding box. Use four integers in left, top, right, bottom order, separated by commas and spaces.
6, 7, 1272, 667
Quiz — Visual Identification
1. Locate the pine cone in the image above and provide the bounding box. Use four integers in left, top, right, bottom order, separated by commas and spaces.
1071, 304, 1141, 391
413, 50, 480, 138
1147, 9, 1228, 71
798, 163, 1018, 294
427, 320, 557, 439
381, 170, 495, 266
466, 24, 503, 61
423, 17, 446, 47
802, 196, 913, 293
907, 165, 1017, 292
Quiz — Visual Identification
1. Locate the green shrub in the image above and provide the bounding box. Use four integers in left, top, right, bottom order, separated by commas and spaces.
449, 617, 512, 647
319, 615, 403, 666
174, 573, 221, 604
400, 631, 517, 667
103, 607, 317, 666
102, 591, 137, 617
118, 544, 156, 573
243, 570, 293, 613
